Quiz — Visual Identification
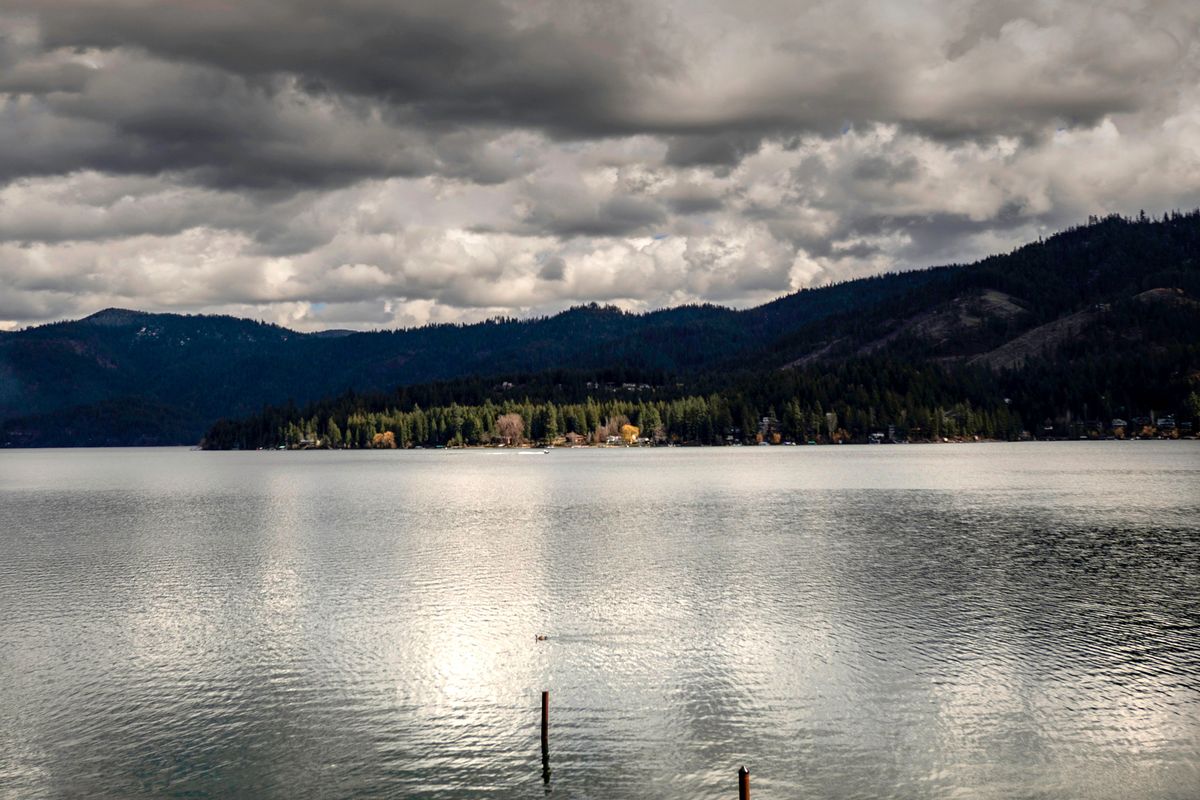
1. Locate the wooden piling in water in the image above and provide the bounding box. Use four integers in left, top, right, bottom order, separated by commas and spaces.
541, 690, 551, 783
738, 765, 750, 800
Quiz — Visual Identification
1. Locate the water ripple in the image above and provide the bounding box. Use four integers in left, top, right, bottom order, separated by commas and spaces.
1, 443, 1198, 798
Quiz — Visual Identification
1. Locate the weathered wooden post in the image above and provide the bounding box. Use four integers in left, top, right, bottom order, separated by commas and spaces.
541, 690, 551, 783
738, 765, 750, 800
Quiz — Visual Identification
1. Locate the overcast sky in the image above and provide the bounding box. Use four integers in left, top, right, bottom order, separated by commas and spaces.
1, 0, 1198, 330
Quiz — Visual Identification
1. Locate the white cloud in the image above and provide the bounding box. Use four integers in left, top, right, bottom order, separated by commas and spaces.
1, 2, 1199, 327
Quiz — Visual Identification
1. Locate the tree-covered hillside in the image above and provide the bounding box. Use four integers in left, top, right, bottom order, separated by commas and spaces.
4, 211, 1199, 447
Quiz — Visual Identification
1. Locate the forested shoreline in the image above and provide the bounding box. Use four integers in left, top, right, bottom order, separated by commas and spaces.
202, 393, 1023, 450
201, 354, 1198, 450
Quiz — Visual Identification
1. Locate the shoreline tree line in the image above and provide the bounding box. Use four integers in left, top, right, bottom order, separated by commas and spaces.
202, 358, 1031, 449
203, 394, 1023, 450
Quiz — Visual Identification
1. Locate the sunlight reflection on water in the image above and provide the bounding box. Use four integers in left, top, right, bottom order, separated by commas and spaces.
1, 442, 1198, 798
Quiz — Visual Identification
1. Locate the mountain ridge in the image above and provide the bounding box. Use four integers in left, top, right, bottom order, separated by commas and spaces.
3, 211, 1199, 446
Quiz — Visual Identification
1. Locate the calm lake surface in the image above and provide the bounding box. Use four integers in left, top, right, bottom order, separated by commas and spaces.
1, 443, 1198, 799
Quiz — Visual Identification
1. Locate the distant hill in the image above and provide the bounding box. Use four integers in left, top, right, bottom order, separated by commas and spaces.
3, 211, 1199, 446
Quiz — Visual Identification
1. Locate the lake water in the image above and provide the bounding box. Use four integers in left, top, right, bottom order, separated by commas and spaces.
1, 443, 1198, 799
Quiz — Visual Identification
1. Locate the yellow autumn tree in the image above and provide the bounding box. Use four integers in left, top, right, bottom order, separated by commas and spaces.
371, 431, 397, 448
620, 423, 640, 445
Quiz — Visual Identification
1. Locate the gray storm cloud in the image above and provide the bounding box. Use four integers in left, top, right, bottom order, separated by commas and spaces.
0, 0, 1198, 330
